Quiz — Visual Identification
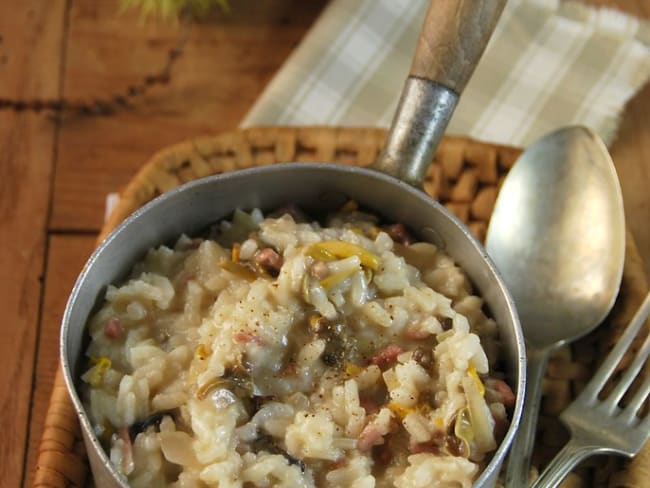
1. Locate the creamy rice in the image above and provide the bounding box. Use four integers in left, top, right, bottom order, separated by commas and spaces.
81, 204, 515, 487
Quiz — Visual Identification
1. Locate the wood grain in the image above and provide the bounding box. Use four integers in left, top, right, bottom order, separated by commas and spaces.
0, 2, 67, 486
583, 0, 650, 280
410, 0, 506, 92
23, 235, 96, 488
50, 0, 328, 232
604, 0, 650, 281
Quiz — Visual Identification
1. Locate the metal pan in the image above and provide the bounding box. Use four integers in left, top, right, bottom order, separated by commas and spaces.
61, 1, 525, 486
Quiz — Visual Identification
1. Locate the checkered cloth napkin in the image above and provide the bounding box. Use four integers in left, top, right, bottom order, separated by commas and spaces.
241, 0, 650, 147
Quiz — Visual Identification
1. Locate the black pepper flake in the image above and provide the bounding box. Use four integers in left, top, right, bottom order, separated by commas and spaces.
441, 317, 453, 331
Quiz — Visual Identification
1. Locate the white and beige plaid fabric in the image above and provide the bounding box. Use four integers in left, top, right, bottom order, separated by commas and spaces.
241, 0, 650, 147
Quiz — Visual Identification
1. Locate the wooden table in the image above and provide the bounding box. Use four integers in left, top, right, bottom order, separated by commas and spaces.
0, 1, 648, 486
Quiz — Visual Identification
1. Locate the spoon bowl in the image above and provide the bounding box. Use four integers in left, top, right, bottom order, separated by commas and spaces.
486, 125, 625, 485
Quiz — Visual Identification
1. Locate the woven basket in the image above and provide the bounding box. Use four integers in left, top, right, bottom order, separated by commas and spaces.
33, 127, 650, 487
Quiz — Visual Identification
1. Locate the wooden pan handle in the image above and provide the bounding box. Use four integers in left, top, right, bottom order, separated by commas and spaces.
411, 0, 505, 93
375, 0, 505, 185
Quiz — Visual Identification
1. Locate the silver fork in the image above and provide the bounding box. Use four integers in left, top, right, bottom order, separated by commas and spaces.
531, 291, 650, 488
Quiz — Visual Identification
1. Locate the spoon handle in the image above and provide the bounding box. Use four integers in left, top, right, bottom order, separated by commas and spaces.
505, 348, 550, 487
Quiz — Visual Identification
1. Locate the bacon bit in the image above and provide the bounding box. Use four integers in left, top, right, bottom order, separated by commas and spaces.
384, 223, 414, 246
404, 325, 433, 340
357, 424, 384, 452
233, 331, 264, 345
359, 398, 379, 415
328, 458, 348, 471
493, 379, 516, 408
370, 345, 404, 368
104, 318, 124, 339
255, 248, 283, 273
410, 442, 441, 455
310, 261, 330, 280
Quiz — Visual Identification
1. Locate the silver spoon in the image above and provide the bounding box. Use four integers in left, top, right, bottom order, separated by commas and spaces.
485, 126, 626, 487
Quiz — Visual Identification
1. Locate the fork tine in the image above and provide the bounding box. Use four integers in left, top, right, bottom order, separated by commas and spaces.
580, 292, 650, 401
641, 406, 650, 432
605, 329, 650, 412
621, 362, 650, 423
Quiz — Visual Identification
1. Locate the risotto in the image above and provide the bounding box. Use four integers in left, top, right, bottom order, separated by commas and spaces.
81, 204, 515, 488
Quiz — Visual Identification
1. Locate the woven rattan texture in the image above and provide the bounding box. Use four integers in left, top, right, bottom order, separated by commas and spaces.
34, 127, 649, 487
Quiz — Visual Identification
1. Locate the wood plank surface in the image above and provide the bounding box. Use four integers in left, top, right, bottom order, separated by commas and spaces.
590, 0, 650, 280
23, 235, 96, 488
611, 82, 650, 281
0, 2, 67, 486
50, 0, 329, 231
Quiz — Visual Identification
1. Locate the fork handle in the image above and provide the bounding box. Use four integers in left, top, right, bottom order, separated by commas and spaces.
531, 438, 594, 488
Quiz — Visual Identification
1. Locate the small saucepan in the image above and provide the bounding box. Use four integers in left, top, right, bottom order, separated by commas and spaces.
61, 1, 525, 486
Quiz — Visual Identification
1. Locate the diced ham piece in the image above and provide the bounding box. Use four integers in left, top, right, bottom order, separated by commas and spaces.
255, 248, 283, 273
357, 424, 384, 452
384, 223, 414, 245
370, 345, 404, 368
410, 442, 440, 455
328, 459, 347, 471
233, 331, 264, 345
493, 379, 516, 408
104, 318, 124, 339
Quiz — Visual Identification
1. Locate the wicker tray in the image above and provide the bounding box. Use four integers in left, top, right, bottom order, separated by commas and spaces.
33, 127, 649, 487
